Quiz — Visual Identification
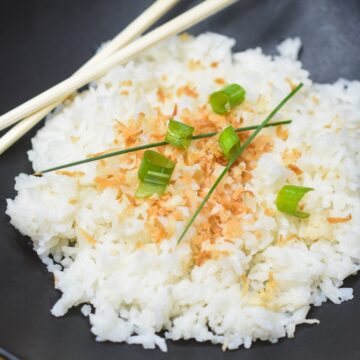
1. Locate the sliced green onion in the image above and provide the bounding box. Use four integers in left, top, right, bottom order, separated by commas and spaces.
210, 83, 246, 114
276, 185, 313, 218
135, 182, 167, 198
165, 119, 194, 149
209, 91, 229, 115
138, 150, 175, 185
177, 83, 303, 244
136, 150, 175, 198
223, 84, 246, 108
219, 125, 241, 160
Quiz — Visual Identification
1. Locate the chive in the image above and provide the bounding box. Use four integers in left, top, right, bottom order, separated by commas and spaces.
177, 83, 303, 244
165, 119, 194, 149
209, 83, 246, 114
276, 185, 313, 218
35, 120, 292, 175
135, 150, 175, 198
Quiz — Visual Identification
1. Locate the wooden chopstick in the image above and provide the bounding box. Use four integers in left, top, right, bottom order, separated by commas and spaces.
0, 0, 236, 133
82, 0, 181, 68
0, 0, 180, 155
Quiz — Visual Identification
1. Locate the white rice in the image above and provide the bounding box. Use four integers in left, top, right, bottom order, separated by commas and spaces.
6, 33, 360, 351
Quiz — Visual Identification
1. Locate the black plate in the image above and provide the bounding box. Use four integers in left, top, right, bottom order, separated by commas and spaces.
1, 1, 360, 359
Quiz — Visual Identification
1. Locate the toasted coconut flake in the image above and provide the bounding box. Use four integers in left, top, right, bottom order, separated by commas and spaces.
157, 88, 166, 103
115, 118, 143, 147
276, 125, 289, 141
195, 250, 212, 266
287, 234, 300, 241
125, 194, 138, 207
195, 249, 230, 267
287, 163, 303, 175
121, 80, 133, 87
282, 148, 302, 163
214, 78, 225, 85
56, 170, 85, 177
95, 172, 126, 190
147, 218, 169, 243
327, 214, 352, 224
239, 134, 273, 170
187, 59, 204, 71
174, 211, 185, 221
258, 272, 278, 308
224, 218, 243, 237
79, 228, 97, 245
99, 159, 107, 167
171, 104, 178, 117
68, 198, 78, 205
276, 234, 300, 246
88, 147, 119, 158
264, 208, 275, 217
311, 95, 320, 105
285, 77, 297, 90
177, 86, 199, 99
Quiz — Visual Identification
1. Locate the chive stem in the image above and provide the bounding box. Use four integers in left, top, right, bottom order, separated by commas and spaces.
35, 141, 167, 175
35, 120, 292, 175
177, 84, 303, 244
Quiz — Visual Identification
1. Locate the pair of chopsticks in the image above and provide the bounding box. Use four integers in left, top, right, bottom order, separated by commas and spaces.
0, 0, 237, 155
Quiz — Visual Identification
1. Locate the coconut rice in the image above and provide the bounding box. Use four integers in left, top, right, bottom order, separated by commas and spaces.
6, 33, 360, 351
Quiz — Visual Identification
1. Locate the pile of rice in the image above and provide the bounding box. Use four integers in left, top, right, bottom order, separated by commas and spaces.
7, 33, 360, 351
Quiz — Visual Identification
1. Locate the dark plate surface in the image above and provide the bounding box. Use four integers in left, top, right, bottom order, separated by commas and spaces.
0, 0, 360, 359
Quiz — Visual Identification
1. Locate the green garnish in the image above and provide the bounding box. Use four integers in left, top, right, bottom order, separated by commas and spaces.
276, 185, 313, 218
165, 119, 194, 149
35, 120, 291, 175
209, 83, 246, 114
135, 150, 175, 198
219, 125, 241, 160
177, 83, 303, 244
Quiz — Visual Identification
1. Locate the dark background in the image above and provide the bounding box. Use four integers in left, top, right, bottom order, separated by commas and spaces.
0, 0, 360, 359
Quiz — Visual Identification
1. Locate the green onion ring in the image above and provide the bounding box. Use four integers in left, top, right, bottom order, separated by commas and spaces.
219, 125, 242, 161
165, 119, 194, 149
210, 83, 246, 114
276, 185, 314, 218
136, 150, 175, 198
